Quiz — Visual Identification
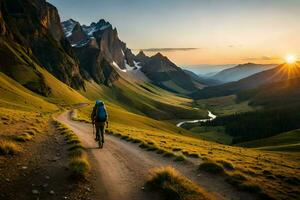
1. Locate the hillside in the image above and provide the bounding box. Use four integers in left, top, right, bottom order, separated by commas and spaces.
237, 76, 300, 108
191, 62, 300, 99
210, 63, 276, 83
238, 129, 300, 152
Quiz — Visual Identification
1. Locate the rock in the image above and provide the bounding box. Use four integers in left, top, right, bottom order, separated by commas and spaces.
32, 190, 39, 195
141, 186, 145, 190
45, 175, 50, 180
22, 166, 28, 170
42, 183, 48, 188
5, 178, 10, 182
49, 190, 55, 195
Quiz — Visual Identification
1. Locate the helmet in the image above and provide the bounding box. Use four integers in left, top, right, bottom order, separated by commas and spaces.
95, 100, 104, 106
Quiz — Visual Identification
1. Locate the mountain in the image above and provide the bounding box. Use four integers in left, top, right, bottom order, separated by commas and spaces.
184, 70, 221, 86
0, 0, 84, 95
134, 50, 150, 65
237, 76, 300, 108
61, 19, 137, 86
210, 63, 277, 83
191, 63, 300, 99
139, 53, 203, 94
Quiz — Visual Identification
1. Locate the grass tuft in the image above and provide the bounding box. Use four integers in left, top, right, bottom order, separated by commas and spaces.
146, 166, 213, 200
237, 182, 261, 193
68, 143, 84, 151
217, 160, 234, 170
174, 155, 186, 162
14, 133, 33, 142
199, 161, 224, 174
163, 151, 176, 158
0, 140, 21, 155
225, 172, 247, 186
69, 156, 90, 178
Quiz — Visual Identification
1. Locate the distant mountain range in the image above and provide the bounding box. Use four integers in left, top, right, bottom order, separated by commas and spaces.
210, 63, 277, 83
191, 63, 300, 99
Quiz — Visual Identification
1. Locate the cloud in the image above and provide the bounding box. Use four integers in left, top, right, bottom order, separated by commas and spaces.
138, 48, 199, 52
241, 56, 278, 61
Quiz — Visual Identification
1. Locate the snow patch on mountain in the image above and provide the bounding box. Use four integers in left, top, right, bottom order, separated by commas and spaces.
62, 19, 77, 37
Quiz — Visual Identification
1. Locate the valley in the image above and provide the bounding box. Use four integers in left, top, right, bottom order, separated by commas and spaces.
0, 0, 299, 200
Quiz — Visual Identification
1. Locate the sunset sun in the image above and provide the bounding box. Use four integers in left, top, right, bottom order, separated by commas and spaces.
285, 54, 297, 64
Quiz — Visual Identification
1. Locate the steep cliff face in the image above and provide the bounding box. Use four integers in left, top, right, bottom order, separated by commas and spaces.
0, 0, 84, 92
0, 2, 6, 35
62, 19, 136, 86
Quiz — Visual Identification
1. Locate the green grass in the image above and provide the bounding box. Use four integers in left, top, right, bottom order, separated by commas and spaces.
146, 166, 214, 200
0, 139, 21, 155
69, 156, 90, 178
196, 95, 253, 116
0, 72, 58, 112
189, 126, 233, 145
238, 129, 300, 152
74, 104, 300, 199
54, 120, 90, 179
217, 160, 234, 170
14, 133, 33, 142
80, 80, 207, 120
198, 161, 224, 174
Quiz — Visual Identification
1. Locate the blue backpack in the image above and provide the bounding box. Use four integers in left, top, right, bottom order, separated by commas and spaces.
95, 103, 107, 122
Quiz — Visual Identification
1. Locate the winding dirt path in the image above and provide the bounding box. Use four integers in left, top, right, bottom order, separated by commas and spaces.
57, 111, 259, 200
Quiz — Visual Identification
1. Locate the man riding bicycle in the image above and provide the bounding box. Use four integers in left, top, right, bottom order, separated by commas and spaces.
91, 100, 108, 145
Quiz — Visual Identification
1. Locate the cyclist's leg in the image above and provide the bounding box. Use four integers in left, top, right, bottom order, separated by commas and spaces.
100, 126, 105, 143
95, 124, 100, 140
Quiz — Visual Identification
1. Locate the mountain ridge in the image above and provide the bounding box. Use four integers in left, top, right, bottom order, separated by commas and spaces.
210, 63, 277, 83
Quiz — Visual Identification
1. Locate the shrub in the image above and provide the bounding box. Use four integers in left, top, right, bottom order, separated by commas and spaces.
188, 153, 200, 158
217, 160, 234, 170
68, 143, 84, 151
14, 133, 33, 142
131, 138, 142, 143
199, 161, 224, 174
174, 155, 186, 162
0, 140, 21, 155
163, 151, 175, 158
69, 156, 90, 178
67, 138, 81, 145
26, 129, 37, 136
225, 173, 247, 186
146, 166, 213, 200
172, 148, 182, 152
69, 148, 85, 158
147, 146, 158, 151
139, 142, 149, 149
237, 182, 261, 192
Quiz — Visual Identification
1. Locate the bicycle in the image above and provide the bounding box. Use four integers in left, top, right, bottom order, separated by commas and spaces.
93, 123, 103, 149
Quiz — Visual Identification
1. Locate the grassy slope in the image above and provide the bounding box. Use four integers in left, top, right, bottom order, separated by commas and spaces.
189, 126, 233, 145
80, 79, 207, 120
0, 72, 57, 112
196, 95, 253, 116
37, 67, 89, 105
238, 129, 300, 151
76, 103, 299, 199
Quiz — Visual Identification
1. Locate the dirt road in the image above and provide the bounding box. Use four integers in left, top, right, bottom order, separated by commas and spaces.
57, 111, 259, 200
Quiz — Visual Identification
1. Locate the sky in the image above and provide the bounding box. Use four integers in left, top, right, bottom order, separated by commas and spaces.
48, 0, 300, 66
